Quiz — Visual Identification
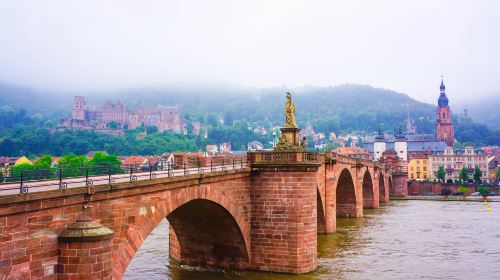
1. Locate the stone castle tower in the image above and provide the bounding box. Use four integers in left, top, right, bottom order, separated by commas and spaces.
72, 96, 86, 121
436, 78, 454, 146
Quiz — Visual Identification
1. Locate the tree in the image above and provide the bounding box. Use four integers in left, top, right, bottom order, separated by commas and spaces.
323, 142, 342, 152
477, 187, 490, 199
496, 168, 500, 182
33, 155, 52, 169
457, 186, 471, 199
435, 165, 446, 183
57, 154, 90, 177
10, 163, 35, 181
33, 155, 54, 179
107, 121, 119, 129
473, 165, 483, 184
0, 170, 4, 183
89, 152, 124, 175
459, 167, 469, 183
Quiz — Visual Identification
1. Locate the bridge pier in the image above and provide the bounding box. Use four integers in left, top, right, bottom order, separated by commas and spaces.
57, 214, 114, 280
250, 160, 320, 273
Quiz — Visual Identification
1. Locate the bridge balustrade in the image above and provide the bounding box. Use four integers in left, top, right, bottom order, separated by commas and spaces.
0, 157, 248, 195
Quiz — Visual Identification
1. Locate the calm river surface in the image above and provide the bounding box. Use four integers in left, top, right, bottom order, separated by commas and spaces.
124, 200, 500, 280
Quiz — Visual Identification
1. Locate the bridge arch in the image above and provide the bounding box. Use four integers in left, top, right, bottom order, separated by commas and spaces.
317, 188, 326, 233
336, 168, 358, 218
115, 189, 251, 279
388, 175, 393, 197
362, 170, 376, 209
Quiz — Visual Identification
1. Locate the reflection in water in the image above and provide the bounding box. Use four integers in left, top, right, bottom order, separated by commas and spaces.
124, 201, 500, 280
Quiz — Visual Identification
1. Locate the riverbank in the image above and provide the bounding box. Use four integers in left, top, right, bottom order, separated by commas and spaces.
391, 196, 500, 202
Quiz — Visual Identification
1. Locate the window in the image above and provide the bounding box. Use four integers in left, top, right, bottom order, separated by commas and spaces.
417, 167, 420, 171
423, 166, 427, 171
417, 160, 420, 165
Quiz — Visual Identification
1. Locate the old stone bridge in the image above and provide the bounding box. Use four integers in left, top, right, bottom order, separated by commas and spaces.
0, 151, 397, 279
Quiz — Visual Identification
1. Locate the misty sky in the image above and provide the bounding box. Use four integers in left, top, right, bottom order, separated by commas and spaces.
0, 0, 499, 104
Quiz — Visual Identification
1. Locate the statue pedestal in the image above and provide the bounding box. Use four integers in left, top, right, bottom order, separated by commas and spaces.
280, 127, 300, 146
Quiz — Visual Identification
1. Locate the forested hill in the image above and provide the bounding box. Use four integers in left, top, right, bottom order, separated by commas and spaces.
0, 83, 498, 152
0, 83, 436, 133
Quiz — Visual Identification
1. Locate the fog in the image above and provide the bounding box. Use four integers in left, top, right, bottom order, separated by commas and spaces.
0, 0, 499, 104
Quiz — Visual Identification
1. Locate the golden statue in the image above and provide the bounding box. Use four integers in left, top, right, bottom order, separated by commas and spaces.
285, 92, 298, 128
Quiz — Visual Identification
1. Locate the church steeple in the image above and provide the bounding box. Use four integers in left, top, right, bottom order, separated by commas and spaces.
436, 76, 454, 146
438, 77, 449, 108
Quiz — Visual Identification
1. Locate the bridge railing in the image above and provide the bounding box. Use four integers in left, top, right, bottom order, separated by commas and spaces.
248, 151, 321, 164
0, 157, 248, 195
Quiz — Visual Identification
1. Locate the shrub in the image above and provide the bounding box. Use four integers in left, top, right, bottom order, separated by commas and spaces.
457, 186, 471, 198
477, 187, 490, 198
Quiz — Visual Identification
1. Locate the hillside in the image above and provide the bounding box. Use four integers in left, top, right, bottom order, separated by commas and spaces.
0, 82, 498, 156
0, 82, 439, 133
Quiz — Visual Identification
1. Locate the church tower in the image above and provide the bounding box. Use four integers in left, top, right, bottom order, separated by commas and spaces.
436, 78, 454, 146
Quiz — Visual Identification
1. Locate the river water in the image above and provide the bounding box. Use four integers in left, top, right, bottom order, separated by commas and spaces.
124, 200, 500, 280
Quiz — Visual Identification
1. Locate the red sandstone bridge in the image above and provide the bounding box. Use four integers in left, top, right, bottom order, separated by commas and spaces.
0, 151, 400, 279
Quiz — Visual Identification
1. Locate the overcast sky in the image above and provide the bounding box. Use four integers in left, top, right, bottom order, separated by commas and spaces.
0, 0, 499, 104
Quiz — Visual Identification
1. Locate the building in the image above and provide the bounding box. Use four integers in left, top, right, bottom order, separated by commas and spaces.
206, 145, 218, 154
333, 147, 369, 160
436, 79, 454, 146
363, 79, 451, 160
487, 155, 499, 183
219, 143, 231, 153
158, 153, 174, 170
15, 156, 32, 166
379, 150, 407, 174
408, 153, 430, 181
429, 146, 489, 183
121, 156, 146, 172
62, 96, 186, 133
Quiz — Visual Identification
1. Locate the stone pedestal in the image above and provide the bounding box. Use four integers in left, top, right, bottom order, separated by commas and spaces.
249, 152, 320, 273
280, 127, 300, 146
58, 214, 114, 280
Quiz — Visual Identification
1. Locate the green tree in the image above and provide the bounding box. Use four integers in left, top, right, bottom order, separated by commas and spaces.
107, 121, 119, 129
477, 187, 490, 198
473, 165, 483, 184
0, 170, 4, 183
57, 154, 90, 177
10, 163, 35, 181
435, 165, 446, 183
457, 186, 471, 199
89, 152, 124, 175
459, 167, 469, 183
496, 168, 500, 182
33, 155, 54, 179
323, 142, 342, 152
33, 155, 52, 169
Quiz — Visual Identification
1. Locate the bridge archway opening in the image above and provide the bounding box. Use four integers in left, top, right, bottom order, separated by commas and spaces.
362, 171, 375, 209
336, 169, 357, 218
388, 176, 393, 196
166, 199, 249, 270
379, 173, 386, 203
123, 199, 249, 278
317, 189, 326, 234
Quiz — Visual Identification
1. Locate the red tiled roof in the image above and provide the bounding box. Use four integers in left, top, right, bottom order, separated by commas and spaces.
122, 156, 146, 165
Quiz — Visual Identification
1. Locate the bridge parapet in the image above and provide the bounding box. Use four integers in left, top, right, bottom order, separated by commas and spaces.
247, 151, 322, 167
324, 151, 375, 167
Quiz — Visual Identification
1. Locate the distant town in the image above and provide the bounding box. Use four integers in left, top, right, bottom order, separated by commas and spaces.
0, 79, 499, 186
